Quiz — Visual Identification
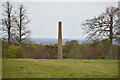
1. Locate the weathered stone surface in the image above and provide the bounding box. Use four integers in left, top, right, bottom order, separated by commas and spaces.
58, 22, 63, 59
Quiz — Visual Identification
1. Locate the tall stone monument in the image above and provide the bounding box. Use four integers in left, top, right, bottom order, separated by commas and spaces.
58, 21, 63, 59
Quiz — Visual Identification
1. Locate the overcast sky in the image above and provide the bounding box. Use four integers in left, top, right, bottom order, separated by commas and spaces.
0, 1, 118, 39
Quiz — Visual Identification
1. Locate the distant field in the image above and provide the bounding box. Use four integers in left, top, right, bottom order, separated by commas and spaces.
2, 58, 118, 78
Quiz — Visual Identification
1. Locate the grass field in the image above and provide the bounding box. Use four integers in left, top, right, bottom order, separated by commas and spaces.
2, 58, 118, 78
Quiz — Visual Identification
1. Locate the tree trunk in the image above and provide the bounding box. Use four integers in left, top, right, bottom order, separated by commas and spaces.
8, 29, 11, 43
19, 8, 22, 45
108, 16, 113, 59
8, 15, 11, 43
109, 38, 113, 59
19, 26, 21, 44
8, 2, 11, 43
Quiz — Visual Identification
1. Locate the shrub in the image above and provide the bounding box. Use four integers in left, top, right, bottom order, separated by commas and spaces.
5, 45, 22, 58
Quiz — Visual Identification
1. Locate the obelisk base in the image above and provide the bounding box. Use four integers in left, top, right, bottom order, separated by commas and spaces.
58, 56, 63, 59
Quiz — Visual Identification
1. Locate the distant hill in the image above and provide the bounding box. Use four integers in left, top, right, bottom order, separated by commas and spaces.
30, 38, 84, 44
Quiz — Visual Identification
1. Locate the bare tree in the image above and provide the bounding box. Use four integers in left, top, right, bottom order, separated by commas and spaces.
14, 5, 31, 44
1, 1, 15, 43
82, 6, 120, 58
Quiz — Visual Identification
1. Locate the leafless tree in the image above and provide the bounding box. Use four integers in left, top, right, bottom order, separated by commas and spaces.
1, 1, 15, 43
82, 6, 120, 58
14, 5, 31, 44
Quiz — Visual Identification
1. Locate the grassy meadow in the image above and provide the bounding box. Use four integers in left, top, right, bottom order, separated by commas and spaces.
2, 58, 118, 78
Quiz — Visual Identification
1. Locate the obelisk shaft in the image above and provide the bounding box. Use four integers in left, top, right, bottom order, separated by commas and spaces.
58, 22, 63, 59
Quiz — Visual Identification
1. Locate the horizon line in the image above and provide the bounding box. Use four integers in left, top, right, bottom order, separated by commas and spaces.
30, 37, 84, 40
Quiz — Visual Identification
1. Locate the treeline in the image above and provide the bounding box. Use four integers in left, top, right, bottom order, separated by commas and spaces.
63, 40, 119, 59
2, 40, 119, 59
2, 41, 57, 59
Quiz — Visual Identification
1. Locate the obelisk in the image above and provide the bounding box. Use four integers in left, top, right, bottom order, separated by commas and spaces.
58, 21, 63, 59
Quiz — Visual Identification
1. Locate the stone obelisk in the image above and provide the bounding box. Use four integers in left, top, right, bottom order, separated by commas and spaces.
58, 21, 63, 59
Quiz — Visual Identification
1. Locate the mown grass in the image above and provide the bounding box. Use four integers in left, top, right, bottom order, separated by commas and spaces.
2, 58, 118, 78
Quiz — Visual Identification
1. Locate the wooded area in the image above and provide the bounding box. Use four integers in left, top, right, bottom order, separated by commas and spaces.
2, 40, 119, 59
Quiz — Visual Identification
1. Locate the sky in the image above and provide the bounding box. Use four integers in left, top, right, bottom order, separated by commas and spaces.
0, 1, 119, 39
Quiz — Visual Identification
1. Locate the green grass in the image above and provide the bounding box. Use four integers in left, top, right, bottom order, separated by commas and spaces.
2, 58, 118, 78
